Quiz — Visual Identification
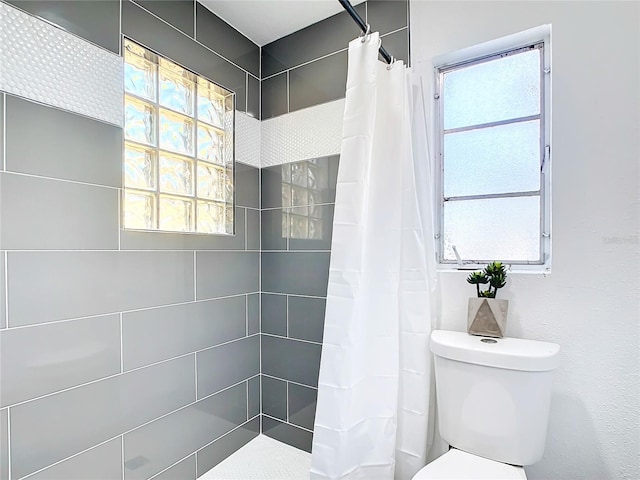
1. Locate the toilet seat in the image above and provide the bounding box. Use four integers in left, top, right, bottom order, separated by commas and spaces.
413, 448, 527, 480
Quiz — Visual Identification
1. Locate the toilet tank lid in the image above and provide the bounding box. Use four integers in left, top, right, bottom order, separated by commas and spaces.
430, 330, 560, 372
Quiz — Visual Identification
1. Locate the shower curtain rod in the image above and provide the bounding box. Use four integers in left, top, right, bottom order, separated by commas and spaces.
338, 0, 393, 64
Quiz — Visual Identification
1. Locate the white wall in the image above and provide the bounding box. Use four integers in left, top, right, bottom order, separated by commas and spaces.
410, 2, 639, 479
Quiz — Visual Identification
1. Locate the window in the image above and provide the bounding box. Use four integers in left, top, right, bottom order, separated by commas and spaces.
122, 39, 235, 234
436, 41, 550, 267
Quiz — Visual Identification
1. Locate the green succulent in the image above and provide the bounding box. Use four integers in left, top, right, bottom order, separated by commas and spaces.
468, 261, 508, 298
466, 271, 488, 297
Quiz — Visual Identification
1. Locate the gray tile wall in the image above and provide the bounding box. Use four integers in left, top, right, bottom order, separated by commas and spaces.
259, 156, 338, 452
261, 0, 410, 118
0, 2, 261, 479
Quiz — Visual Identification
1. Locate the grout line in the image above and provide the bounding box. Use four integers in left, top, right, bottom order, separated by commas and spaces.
129, 1, 259, 80
258, 291, 327, 300
195, 353, 198, 399
19, 435, 122, 480
245, 294, 249, 336
262, 413, 313, 434
286, 381, 289, 422
244, 207, 248, 251
263, 333, 322, 346
3, 293, 258, 332
4, 251, 8, 328
7, 407, 12, 480
286, 70, 290, 114
0, 170, 120, 191
246, 380, 249, 421
193, 251, 197, 301
119, 313, 124, 373
285, 295, 289, 337
2, 337, 261, 410
120, 435, 125, 480
193, 0, 197, 39
261, 373, 317, 391
117, 189, 122, 250
261, 201, 335, 212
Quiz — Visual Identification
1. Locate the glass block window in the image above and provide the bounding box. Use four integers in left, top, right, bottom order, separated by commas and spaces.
123, 39, 234, 234
436, 42, 550, 266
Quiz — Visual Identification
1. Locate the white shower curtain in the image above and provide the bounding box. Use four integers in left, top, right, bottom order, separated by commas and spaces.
310, 32, 438, 480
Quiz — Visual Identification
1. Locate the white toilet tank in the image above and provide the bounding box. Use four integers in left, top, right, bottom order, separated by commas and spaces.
431, 330, 560, 466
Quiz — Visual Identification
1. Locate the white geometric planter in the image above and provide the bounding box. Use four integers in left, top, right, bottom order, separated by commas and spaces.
467, 298, 509, 338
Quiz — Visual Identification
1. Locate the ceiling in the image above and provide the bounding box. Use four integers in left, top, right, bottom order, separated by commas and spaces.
198, 0, 367, 46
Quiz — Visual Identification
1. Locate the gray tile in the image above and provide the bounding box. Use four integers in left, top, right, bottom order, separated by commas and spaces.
123, 383, 246, 480
288, 296, 326, 344
195, 251, 259, 299
0, 173, 119, 250
196, 336, 259, 398
247, 294, 260, 335
261, 165, 284, 209
135, 0, 194, 37
196, 417, 259, 476
1, 314, 120, 407
195, 3, 259, 77
367, 0, 409, 36
288, 204, 334, 251
261, 294, 287, 336
248, 377, 260, 419
261, 209, 287, 251
0, 252, 5, 329
123, 1, 246, 112
10, 356, 195, 479
262, 375, 287, 421
261, 252, 330, 297
247, 75, 260, 119
236, 162, 260, 209
123, 296, 246, 371
5, 95, 122, 187
152, 454, 196, 480
261, 4, 365, 77
288, 383, 317, 431
120, 207, 245, 250
1, 409, 7, 480
289, 51, 348, 112
28, 437, 123, 480
380, 28, 409, 65
262, 416, 313, 453
246, 209, 260, 251
261, 73, 288, 120
5, 0, 120, 53
262, 336, 321, 388
7, 251, 195, 327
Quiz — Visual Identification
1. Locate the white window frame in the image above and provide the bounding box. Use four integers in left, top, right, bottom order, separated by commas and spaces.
433, 28, 552, 273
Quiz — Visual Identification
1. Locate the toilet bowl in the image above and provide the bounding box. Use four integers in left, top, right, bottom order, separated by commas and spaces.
412, 331, 559, 480
413, 448, 526, 479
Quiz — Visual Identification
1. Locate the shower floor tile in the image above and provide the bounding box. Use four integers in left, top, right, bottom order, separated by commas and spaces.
200, 434, 311, 479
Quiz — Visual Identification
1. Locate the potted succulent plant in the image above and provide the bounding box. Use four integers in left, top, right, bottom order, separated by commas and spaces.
466, 262, 509, 338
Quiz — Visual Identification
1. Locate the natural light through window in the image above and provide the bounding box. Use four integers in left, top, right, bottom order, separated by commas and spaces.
122, 39, 235, 234
437, 43, 549, 266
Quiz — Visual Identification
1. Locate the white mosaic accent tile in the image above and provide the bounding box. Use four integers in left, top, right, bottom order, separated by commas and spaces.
0, 2, 123, 126
236, 112, 261, 168
201, 434, 311, 480
261, 99, 345, 167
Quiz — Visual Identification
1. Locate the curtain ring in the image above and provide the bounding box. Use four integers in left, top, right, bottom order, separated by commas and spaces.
360, 24, 371, 43
386, 56, 396, 70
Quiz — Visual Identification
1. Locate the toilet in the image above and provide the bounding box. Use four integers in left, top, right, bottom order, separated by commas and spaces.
413, 330, 560, 479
